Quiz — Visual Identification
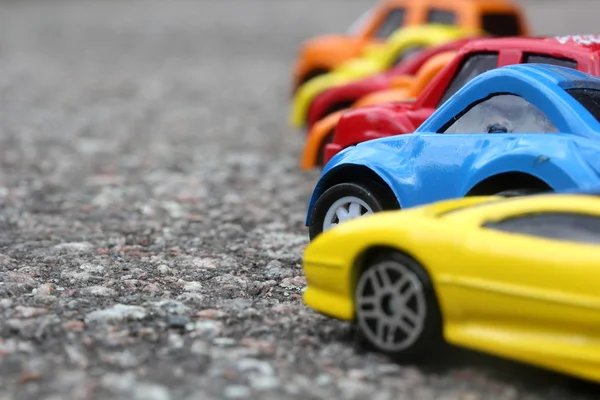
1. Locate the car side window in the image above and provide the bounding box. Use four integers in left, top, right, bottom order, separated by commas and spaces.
566, 88, 600, 123
439, 94, 559, 134
481, 13, 521, 36
374, 8, 406, 39
523, 53, 577, 70
437, 53, 498, 106
482, 212, 600, 245
426, 9, 457, 25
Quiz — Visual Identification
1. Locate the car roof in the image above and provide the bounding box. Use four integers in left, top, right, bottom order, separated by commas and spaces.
389, 36, 478, 75
414, 63, 600, 134
491, 63, 600, 90
464, 35, 600, 55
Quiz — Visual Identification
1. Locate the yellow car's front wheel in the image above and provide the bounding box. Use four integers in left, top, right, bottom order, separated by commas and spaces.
354, 250, 443, 361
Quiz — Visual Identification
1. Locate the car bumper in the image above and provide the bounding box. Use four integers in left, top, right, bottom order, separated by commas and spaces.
302, 259, 354, 321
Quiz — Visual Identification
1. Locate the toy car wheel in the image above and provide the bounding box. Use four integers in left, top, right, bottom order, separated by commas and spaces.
495, 188, 549, 197
309, 182, 397, 240
355, 251, 442, 361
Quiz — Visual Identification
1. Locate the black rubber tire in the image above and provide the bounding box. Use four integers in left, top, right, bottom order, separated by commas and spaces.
308, 181, 397, 240
494, 188, 551, 197
354, 251, 443, 362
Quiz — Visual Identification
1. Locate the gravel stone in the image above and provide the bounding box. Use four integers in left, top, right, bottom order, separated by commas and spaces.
79, 263, 106, 274
33, 283, 55, 296
189, 320, 223, 339
81, 285, 117, 297
213, 337, 237, 347
14, 306, 48, 319
263, 259, 293, 279
236, 358, 274, 375
182, 281, 203, 292
166, 315, 189, 329
53, 242, 93, 253
250, 375, 280, 391
85, 304, 148, 323
150, 300, 191, 316
0, 1, 597, 399
224, 385, 252, 399
157, 264, 173, 275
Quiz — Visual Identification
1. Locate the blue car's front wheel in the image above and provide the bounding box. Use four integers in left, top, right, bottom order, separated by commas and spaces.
308, 182, 398, 240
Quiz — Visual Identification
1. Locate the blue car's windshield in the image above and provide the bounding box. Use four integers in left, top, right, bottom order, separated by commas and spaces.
566, 88, 600, 124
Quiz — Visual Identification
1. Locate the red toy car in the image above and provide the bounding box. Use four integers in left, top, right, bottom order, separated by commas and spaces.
306, 37, 478, 130
323, 35, 600, 165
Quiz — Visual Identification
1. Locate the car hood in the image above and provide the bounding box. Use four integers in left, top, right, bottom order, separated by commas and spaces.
323, 133, 416, 174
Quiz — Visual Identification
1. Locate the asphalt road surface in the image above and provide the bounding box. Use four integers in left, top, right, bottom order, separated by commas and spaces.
0, 1, 599, 399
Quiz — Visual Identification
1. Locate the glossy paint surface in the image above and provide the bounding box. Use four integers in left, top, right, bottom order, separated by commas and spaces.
306, 37, 477, 129
302, 192, 600, 383
292, 0, 530, 91
306, 64, 600, 224
290, 24, 480, 129
327, 35, 600, 163
300, 50, 456, 170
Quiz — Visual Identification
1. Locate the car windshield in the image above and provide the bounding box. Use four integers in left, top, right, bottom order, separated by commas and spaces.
346, 7, 376, 35
481, 12, 521, 37
566, 88, 600, 124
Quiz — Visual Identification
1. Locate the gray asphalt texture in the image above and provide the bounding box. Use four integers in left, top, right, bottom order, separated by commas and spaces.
0, 1, 599, 399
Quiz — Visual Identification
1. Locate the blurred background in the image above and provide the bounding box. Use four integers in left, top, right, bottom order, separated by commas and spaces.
0, 0, 597, 164
0, 0, 594, 190
1, 0, 596, 213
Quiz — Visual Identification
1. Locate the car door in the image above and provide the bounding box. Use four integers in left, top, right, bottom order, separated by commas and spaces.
401, 93, 561, 208
455, 207, 600, 339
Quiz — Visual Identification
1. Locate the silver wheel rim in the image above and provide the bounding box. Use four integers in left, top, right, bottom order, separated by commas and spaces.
355, 260, 427, 352
322, 196, 374, 232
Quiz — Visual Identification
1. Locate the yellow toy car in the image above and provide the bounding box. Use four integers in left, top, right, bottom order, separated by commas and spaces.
303, 191, 600, 383
289, 24, 480, 129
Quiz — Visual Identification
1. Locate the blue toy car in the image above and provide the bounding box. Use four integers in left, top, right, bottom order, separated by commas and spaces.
306, 63, 600, 240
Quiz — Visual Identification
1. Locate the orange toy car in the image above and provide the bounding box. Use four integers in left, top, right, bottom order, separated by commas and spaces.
300, 50, 457, 169
292, 0, 530, 92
